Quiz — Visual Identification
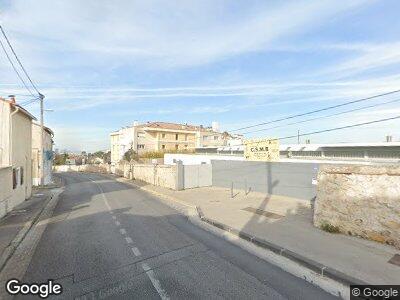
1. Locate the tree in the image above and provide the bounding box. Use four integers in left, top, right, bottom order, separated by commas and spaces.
103, 151, 111, 164
54, 153, 68, 165
123, 149, 138, 162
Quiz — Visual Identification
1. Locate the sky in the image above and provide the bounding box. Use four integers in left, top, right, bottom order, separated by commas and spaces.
1, 0, 400, 152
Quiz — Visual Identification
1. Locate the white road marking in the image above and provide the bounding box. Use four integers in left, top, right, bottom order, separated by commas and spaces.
115, 221, 121, 226
131, 247, 141, 256
112, 216, 117, 220
125, 237, 133, 244
142, 263, 169, 300
88, 177, 113, 212
120, 228, 127, 235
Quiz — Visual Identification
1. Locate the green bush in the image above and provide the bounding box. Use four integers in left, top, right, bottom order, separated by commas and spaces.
139, 149, 195, 159
320, 222, 340, 233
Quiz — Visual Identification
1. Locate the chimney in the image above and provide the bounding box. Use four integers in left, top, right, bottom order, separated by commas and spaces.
386, 135, 393, 142
8, 95, 16, 104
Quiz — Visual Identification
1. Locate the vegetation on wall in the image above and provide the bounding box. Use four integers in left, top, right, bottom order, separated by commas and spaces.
139, 149, 195, 159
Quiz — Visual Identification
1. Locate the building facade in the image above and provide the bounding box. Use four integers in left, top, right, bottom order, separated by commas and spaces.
32, 122, 54, 186
110, 121, 234, 164
194, 142, 400, 163
0, 97, 35, 218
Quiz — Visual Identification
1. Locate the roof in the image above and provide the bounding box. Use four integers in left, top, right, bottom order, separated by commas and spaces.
138, 121, 205, 132
209, 141, 400, 152
0, 98, 37, 120
32, 122, 54, 136
280, 142, 400, 151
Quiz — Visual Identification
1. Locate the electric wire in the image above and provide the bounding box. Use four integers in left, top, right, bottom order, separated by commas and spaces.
0, 25, 41, 95
0, 35, 35, 97
242, 97, 400, 135
231, 89, 400, 132
276, 115, 400, 141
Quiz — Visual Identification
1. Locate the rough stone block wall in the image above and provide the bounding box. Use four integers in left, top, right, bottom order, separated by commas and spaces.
314, 165, 400, 249
155, 165, 176, 189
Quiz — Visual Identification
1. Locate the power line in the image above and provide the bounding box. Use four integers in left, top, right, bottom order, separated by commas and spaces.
19, 97, 40, 106
0, 25, 41, 95
0, 35, 35, 97
277, 115, 400, 141
242, 97, 400, 134
231, 89, 400, 132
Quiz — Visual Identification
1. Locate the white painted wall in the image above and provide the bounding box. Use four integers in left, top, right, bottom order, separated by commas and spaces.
0, 166, 12, 218
164, 153, 245, 165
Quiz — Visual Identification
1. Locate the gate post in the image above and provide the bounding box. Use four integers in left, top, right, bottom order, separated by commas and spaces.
175, 160, 184, 191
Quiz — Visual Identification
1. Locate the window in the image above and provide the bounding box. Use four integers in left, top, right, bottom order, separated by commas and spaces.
184, 134, 188, 141
162, 145, 166, 150
175, 144, 179, 150
175, 134, 179, 140
214, 136, 218, 140
12, 168, 17, 189
20, 167, 24, 185
137, 144, 145, 149
203, 136, 208, 141
162, 133, 166, 138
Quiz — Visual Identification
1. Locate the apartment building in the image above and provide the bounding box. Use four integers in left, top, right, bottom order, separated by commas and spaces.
32, 122, 54, 186
110, 121, 232, 164
0, 96, 35, 218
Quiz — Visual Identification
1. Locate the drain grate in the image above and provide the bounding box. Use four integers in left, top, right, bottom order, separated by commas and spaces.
242, 207, 283, 219
388, 254, 400, 267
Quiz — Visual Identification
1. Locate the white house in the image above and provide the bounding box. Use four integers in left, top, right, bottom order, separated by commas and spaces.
0, 96, 35, 218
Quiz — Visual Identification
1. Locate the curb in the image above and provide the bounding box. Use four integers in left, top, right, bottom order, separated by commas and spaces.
198, 215, 369, 287
88, 173, 368, 287
0, 190, 57, 273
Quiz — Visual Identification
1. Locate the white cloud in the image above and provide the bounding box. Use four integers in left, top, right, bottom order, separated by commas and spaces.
319, 42, 400, 78
0, 0, 370, 71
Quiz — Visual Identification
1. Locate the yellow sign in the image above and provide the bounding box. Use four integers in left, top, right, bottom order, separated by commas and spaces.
244, 138, 280, 161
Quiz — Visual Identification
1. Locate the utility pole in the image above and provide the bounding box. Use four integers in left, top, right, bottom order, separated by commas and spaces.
39, 93, 45, 187
297, 130, 300, 144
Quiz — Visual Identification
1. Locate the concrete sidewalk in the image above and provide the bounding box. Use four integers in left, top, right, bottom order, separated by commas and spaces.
127, 180, 400, 285
0, 186, 57, 272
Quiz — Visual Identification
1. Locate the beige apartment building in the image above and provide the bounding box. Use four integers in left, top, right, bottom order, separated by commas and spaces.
0, 96, 35, 218
32, 122, 54, 186
110, 121, 232, 164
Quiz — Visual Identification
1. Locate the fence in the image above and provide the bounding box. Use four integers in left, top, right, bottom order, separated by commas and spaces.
211, 160, 320, 200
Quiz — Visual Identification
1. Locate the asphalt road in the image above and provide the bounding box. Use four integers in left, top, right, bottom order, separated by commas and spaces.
21, 172, 337, 299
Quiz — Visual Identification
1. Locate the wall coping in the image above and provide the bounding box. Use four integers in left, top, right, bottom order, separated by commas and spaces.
320, 164, 400, 176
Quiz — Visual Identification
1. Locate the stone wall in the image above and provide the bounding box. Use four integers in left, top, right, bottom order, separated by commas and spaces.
54, 163, 178, 190
314, 165, 400, 249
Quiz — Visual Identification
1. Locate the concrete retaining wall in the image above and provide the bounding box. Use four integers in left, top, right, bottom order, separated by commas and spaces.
183, 164, 212, 189
211, 160, 320, 200
314, 165, 400, 249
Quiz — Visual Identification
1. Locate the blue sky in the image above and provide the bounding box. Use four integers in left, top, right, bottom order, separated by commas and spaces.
1, 0, 400, 151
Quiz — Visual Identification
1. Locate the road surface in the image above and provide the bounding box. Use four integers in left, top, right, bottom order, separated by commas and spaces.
20, 172, 337, 299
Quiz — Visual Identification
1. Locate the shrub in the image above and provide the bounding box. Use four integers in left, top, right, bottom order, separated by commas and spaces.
320, 222, 340, 233
139, 149, 195, 159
